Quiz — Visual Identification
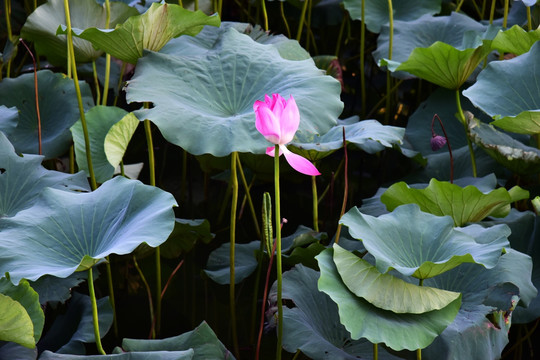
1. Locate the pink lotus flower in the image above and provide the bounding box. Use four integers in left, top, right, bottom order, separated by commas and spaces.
254, 94, 321, 176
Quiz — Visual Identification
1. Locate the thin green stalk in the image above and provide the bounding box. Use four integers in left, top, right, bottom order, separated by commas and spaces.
194, 0, 198, 11
133, 254, 155, 339
280, 1, 291, 38
105, 260, 118, 338
360, 0, 366, 118
4, 0, 12, 78
92, 60, 102, 105
385, 0, 394, 125
455, 0, 465, 12
527, 6, 532, 31
455, 90, 477, 177
489, 0, 496, 24
292, 350, 301, 360
69, 145, 75, 174
113, 62, 127, 106
216, 0, 222, 18
305, 0, 313, 52
178, 0, 183, 7
143, 117, 162, 335
261, 0, 268, 31
367, 79, 404, 119
334, 10, 346, 56
318, 158, 344, 205
502, 0, 509, 28
181, 149, 188, 202
88, 267, 106, 355
229, 152, 240, 358
481, 0, 487, 19
334, 128, 348, 244
311, 176, 319, 232
296, 0, 310, 42
236, 156, 261, 239
250, 237, 265, 344
374, 343, 378, 360
102, 0, 112, 105
64, 0, 97, 190
274, 144, 283, 360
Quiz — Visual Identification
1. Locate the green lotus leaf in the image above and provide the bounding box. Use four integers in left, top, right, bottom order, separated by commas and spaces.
380, 178, 528, 226
463, 41, 540, 134
71, 105, 136, 183
0, 70, 94, 159
0, 342, 36, 359
339, 204, 510, 279
204, 241, 259, 285
492, 24, 540, 55
40, 350, 194, 359
57, 2, 220, 64
117, 321, 234, 360
29, 272, 90, 305
0, 176, 177, 284
374, 12, 492, 80
104, 112, 139, 170
37, 292, 113, 354
468, 117, 540, 175
290, 119, 404, 161
21, 0, 138, 65
126, 28, 342, 156
342, 0, 442, 34
423, 249, 535, 359
0, 278, 44, 346
0, 105, 18, 137
0, 132, 90, 218
333, 244, 461, 314
316, 248, 461, 351
0, 293, 35, 348
271, 265, 402, 360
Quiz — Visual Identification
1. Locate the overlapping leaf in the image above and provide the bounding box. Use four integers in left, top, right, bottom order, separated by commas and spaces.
58, 2, 221, 64
492, 24, 540, 55
316, 248, 461, 351
0, 176, 177, 284
126, 27, 342, 156
0, 70, 94, 159
0, 132, 89, 219
381, 178, 528, 226
21, 0, 138, 65
339, 204, 510, 279
463, 41, 540, 134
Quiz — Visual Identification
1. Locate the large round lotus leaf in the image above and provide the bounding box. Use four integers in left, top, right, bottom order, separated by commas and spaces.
0, 105, 18, 137
290, 118, 404, 161
342, 0, 442, 34
492, 25, 540, 55
0, 70, 94, 159
0, 176, 177, 284
422, 249, 535, 359
468, 116, 540, 174
71, 106, 137, 183
333, 244, 461, 314
0, 293, 35, 348
57, 2, 220, 65
37, 292, 112, 354
316, 248, 461, 351
269, 265, 402, 360
0, 278, 44, 347
464, 41, 540, 134
21, 0, 138, 65
339, 204, 510, 279
118, 321, 234, 359
381, 178, 528, 226
40, 350, 195, 360
0, 132, 90, 218
162, 22, 310, 61
126, 28, 342, 156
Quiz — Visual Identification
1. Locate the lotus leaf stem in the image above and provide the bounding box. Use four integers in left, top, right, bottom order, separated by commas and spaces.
4, 0, 12, 78
133, 254, 155, 339
334, 128, 348, 244
261, 0, 268, 31
105, 259, 118, 338
20, 39, 42, 156
296, 0, 310, 42
455, 90, 477, 177
229, 151, 240, 358
91, 60, 102, 105
385, 0, 394, 125
88, 267, 106, 355
236, 155, 261, 238
374, 343, 378, 360
360, 0, 366, 117
280, 2, 291, 38
102, 0, 111, 105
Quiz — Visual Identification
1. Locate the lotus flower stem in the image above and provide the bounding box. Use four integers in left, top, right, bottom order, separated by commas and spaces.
455, 90, 477, 177
88, 267, 106, 355
236, 156, 261, 238
4, 0, 12, 78
312, 176, 319, 232
296, 0, 310, 42
64, 0, 98, 191
274, 143, 284, 360
143, 116, 162, 335
229, 152, 240, 358
280, 2, 291, 38
334, 128, 348, 244
431, 114, 454, 183
20, 39, 42, 156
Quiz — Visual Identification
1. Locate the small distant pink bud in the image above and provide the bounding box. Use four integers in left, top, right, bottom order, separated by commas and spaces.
430, 135, 447, 151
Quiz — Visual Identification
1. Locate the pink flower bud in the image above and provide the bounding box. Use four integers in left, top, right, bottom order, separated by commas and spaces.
430, 135, 447, 151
